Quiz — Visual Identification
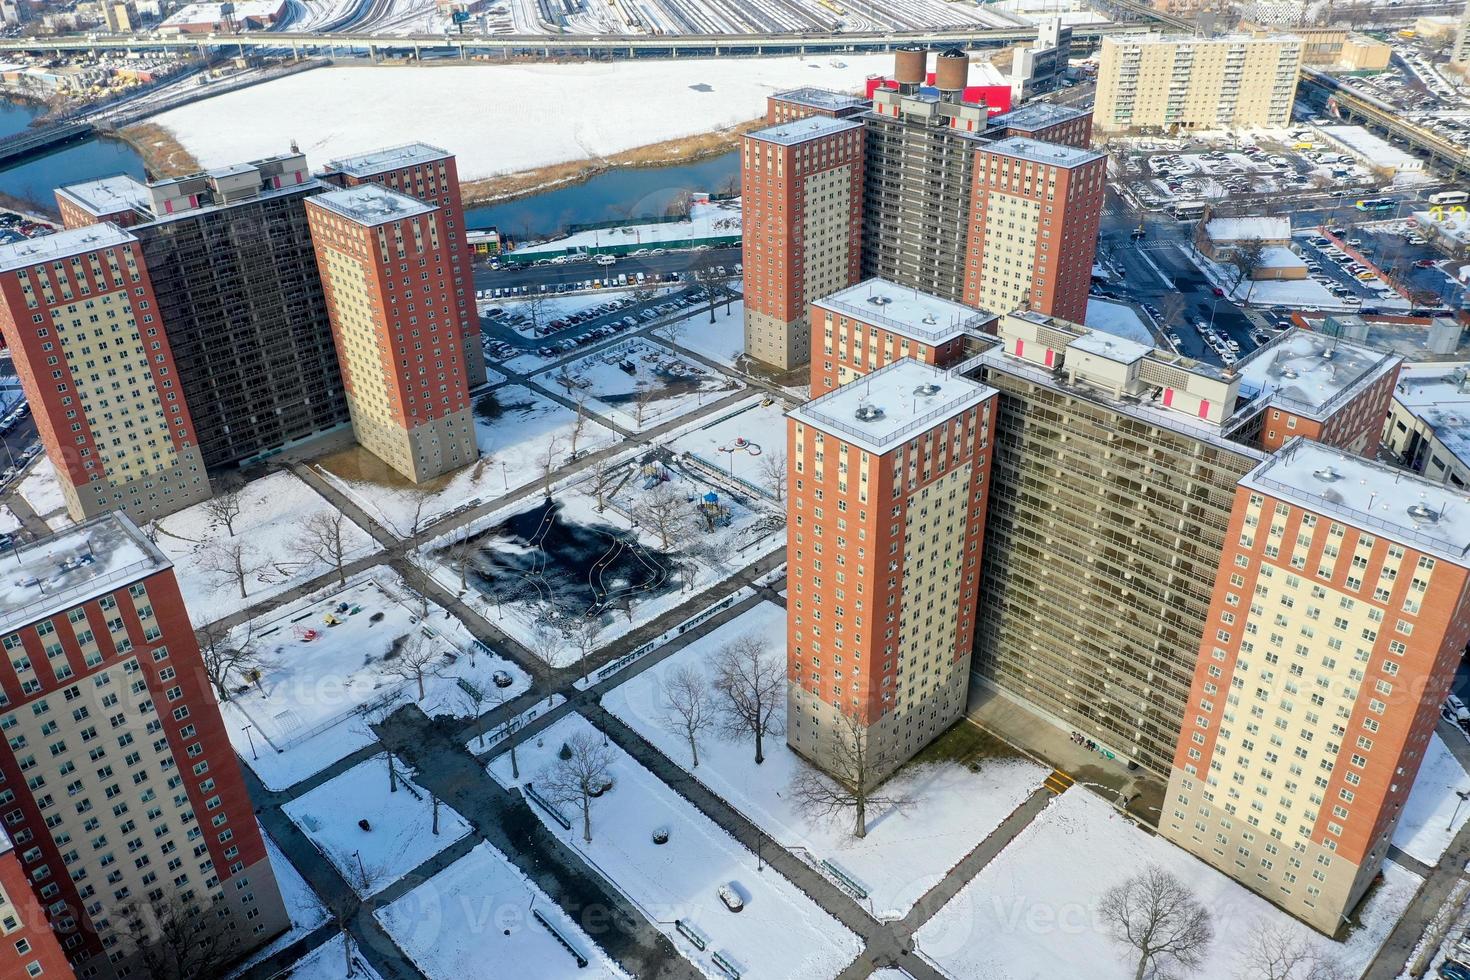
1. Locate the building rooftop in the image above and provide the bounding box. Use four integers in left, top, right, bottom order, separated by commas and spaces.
308, 185, 435, 226
162, 0, 283, 24
325, 142, 450, 178
789, 357, 995, 455
771, 87, 870, 113
0, 224, 135, 275
1068, 330, 1153, 364
1245, 439, 1470, 565
1392, 362, 1470, 465
814, 278, 993, 344
1298, 313, 1470, 363
748, 116, 864, 147
978, 135, 1102, 168
1233, 329, 1401, 421
1205, 216, 1292, 242
988, 102, 1089, 130
54, 173, 150, 218
0, 513, 168, 635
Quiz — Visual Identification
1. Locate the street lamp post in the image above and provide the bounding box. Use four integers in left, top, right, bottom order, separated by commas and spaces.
242, 724, 258, 761
1447, 789, 1470, 831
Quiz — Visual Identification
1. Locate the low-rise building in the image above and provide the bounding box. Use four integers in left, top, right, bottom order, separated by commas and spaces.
1382, 361, 1470, 488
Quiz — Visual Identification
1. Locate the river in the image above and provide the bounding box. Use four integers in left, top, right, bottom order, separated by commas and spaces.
0, 97, 739, 236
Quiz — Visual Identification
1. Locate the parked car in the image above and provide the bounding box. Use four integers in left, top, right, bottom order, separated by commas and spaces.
1438, 960, 1470, 980
1447, 694, 1470, 723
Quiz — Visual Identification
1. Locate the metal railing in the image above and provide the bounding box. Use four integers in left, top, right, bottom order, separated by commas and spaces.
819, 293, 990, 343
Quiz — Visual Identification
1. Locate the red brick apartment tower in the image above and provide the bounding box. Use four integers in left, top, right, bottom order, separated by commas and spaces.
322, 144, 486, 386
1162, 440, 1470, 934
741, 116, 865, 371
0, 226, 211, 525
962, 136, 1105, 323
306, 185, 477, 483
0, 514, 287, 978
986, 103, 1095, 148
0, 831, 74, 979
810, 278, 993, 391
786, 358, 998, 776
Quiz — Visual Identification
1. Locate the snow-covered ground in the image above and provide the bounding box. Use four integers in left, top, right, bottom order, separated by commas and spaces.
669, 300, 747, 370
219, 569, 528, 791
375, 840, 628, 979
285, 754, 472, 897
155, 470, 381, 626
227, 831, 330, 978
148, 57, 896, 183
490, 713, 863, 979
530, 339, 741, 433
514, 200, 742, 257
1392, 732, 1470, 866
914, 789, 1418, 980
0, 504, 19, 535
319, 385, 620, 537
272, 934, 384, 980
603, 601, 1049, 920
18, 456, 70, 528
667, 397, 790, 498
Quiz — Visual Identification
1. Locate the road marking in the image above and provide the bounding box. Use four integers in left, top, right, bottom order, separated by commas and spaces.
1044, 770, 1074, 795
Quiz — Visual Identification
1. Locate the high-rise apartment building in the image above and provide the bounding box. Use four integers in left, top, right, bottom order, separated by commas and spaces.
0, 831, 74, 979
811, 278, 993, 391
1095, 34, 1304, 133
1163, 441, 1470, 932
56, 155, 351, 469
321, 144, 486, 387
963, 137, 1104, 321
741, 116, 865, 370
0, 514, 288, 978
0, 226, 211, 524
306, 185, 477, 483
987, 102, 1094, 147
786, 358, 997, 776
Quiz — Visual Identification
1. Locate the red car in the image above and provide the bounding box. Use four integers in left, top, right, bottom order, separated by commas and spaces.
1415, 259, 1439, 268
1212, 286, 1225, 297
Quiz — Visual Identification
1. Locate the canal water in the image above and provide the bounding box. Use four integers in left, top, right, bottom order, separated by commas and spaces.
0, 97, 740, 236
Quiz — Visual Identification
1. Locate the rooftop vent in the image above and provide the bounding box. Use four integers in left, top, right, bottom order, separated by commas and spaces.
914, 383, 942, 397
1280, 367, 1299, 380
855, 403, 886, 422
1313, 465, 1340, 482
867, 295, 892, 307
921, 314, 938, 325
1321, 347, 1335, 361
1407, 502, 1441, 524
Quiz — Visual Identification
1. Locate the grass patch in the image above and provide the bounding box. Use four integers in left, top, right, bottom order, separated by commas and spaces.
910, 719, 1024, 769
115, 122, 201, 178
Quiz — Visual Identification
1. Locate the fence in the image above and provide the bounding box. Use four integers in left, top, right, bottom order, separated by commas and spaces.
592, 590, 745, 683
680, 451, 771, 502
523, 782, 572, 830
532, 908, 589, 968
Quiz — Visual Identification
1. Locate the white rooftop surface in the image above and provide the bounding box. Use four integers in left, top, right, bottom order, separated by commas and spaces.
789, 358, 995, 454
989, 101, 1089, 129
1204, 215, 1291, 241
309, 185, 435, 226
1414, 208, 1470, 245
55, 174, 150, 217
162, 0, 281, 23
772, 87, 869, 111
1246, 440, 1470, 565
1083, 297, 1154, 346
981, 134, 1102, 168
1320, 125, 1424, 171
750, 114, 863, 146
1393, 363, 1470, 464
326, 142, 449, 178
1068, 329, 1152, 364
1258, 245, 1307, 269
0, 514, 163, 634
0, 223, 134, 274
1234, 330, 1398, 418
816, 278, 990, 344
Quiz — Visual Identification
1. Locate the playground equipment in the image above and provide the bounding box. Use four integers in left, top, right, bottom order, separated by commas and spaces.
323, 613, 341, 627
640, 461, 670, 488
717, 437, 762, 476
699, 491, 733, 528
292, 625, 320, 642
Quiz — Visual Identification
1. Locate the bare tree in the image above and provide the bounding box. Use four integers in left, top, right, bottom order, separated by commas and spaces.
757, 448, 787, 502
660, 665, 714, 768
1156, 292, 1186, 333
631, 481, 689, 549
789, 709, 907, 838
524, 292, 549, 336
384, 632, 442, 701
526, 625, 566, 704
655, 313, 687, 349
632, 381, 655, 429
342, 851, 388, 897
121, 890, 244, 980
405, 488, 434, 539
1231, 238, 1267, 303
538, 434, 564, 499
1234, 919, 1347, 980
302, 510, 352, 587
203, 485, 244, 536
588, 457, 621, 512
195, 620, 269, 702
1098, 864, 1215, 980
569, 618, 603, 684
199, 539, 264, 600
712, 633, 785, 765
568, 391, 590, 458
445, 537, 480, 591
539, 729, 615, 844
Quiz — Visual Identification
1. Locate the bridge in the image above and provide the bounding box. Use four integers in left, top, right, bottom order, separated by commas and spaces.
1297, 65, 1470, 179
0, 121, 94, 167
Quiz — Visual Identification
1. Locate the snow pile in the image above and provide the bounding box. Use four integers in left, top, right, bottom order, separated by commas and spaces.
148, 57, 898, 182
490, 713, 863, 979
602, 601, 1049, 920
376, 841, 628, 979
914, 790, 1418, 979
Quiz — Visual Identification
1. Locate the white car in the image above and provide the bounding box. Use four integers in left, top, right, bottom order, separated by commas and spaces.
1448, 694, 1470, 723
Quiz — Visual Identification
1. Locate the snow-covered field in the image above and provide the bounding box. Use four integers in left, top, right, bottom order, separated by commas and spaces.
1392, 732, 1470, 866
490, 713, 863, 979
667, 397, 790, 498
285, 754, 472, 897
18, 456, 70, 528
148, 57, 895, 182
227, 831, 330, 978
0, 504, 19, 535
219, 569, 527, 790
603, 601, 1049, 920
530, 339, 741, 432
669, 300, 747, 370
514, 200, 741, 257
914, 790, 1418, 980
375, 840, 628, 979
319, 385, 620, 536
274, 934, 384, 980
155, 470, 381, 625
